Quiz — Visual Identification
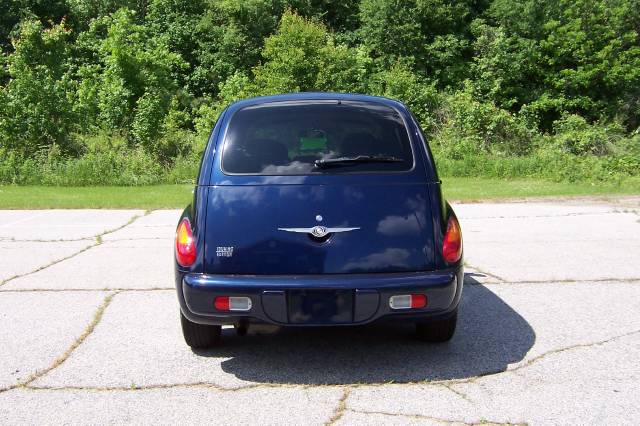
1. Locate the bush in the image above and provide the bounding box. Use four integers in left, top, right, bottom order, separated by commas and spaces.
165, 154, 201, 184
0, 130, 207, 186
155, 128, 203, 164
434, 148, 639, 183
431, 86, 534, 159
81, 8, 186, 142
0, 142, 164, 186
0, 20, 77, 156
215, 11, 371, 100
551, 114, 625, 156
370, 61, 441, 133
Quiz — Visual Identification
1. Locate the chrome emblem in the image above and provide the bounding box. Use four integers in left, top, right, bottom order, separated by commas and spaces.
315, 215, 323, 222
311, 226, 328, 238
278, 225, 360, 237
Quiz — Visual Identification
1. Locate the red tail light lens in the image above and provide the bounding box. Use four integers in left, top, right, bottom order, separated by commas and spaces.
442, 216, 462, 264
175, 218, 196, 267
410, 294, 427, 308
214, 296, 230, 311
214, 296, 252, 311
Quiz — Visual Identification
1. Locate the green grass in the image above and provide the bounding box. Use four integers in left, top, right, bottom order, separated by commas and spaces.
0, 177, 638, 209
441, 176, 640, 201
0, 184, 194, 209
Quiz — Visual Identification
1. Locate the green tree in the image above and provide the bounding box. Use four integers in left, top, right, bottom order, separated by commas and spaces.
359, 0, 479, 87
251, 10, 370, 93
188, 0, 290, 98
66, 0, 150, 27
74, 8, 185, 148
197, 11, 371, 133
292, 0, 362, 39
0, 20, 76, 155
370, 61, 441, 133
474, 0, 640, 131
432, 85, 534, 158
0, 0, 70, 52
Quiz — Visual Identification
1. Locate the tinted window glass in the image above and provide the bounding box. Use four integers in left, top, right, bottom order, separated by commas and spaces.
221, 101, 413, 174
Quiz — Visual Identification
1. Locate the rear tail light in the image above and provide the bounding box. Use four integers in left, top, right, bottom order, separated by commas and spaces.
175, 218, 196, 267
442, 215, 462, 264
214, 296, 252, 312
389, 294, 427, 309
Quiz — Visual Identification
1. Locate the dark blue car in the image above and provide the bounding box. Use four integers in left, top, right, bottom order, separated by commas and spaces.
175, 93, 463, 348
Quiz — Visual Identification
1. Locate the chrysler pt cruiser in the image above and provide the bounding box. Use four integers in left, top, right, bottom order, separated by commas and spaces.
175, 93, 463, 348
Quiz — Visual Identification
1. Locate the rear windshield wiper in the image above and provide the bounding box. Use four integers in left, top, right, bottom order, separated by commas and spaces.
314, 155, 404, 168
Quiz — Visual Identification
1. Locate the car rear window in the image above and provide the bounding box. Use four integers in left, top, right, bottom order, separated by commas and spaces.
221, 100, 414, 175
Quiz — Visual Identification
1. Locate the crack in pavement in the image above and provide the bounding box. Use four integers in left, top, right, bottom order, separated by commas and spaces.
438, 383, 474, 403
459, 210, 630, 220
22, 382, 350, 393
1, 286, 637, 397
451, 194, 640, 206
2, 289, 638, 396
0, 287, 175, 293
4, 277, 640, 293
0, 236, 170, 243
3, 325, 637, 419
0, 210, 157, 244
346, 407, 527, 425
325, 387, 351, 425
0, 237, 95, 243
0, 212, 149, 288
464, 263, 506, 282
17, 328, 640, 393
0, 291, 119, 394
505, 328, 640, 375
23, 382, 294, 393
0, 243, 96, 288
466, 277, 640, 286
102, 237, 171, 242
8, 381, 443, 394
463, 263, 640, 286
429, 328, 640, 387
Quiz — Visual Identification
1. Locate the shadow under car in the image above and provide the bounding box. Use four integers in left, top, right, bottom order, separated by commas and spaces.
192, 273, 535, 385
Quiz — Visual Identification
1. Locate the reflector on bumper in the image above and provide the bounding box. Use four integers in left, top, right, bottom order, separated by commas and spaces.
389, 294, 427, 309
214, 296, 252, 311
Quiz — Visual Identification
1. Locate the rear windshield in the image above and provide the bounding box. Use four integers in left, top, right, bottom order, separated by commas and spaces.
221, 100, 414, 175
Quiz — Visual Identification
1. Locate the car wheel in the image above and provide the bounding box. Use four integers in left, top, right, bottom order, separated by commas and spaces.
180, 312, 221, 348
415, 310, 457, 343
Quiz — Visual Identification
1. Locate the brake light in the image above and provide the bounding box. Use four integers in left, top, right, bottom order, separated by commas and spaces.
175, 218, 196, 267
442, 216, 462, 264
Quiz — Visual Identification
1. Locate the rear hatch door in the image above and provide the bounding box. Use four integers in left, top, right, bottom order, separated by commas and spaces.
203, 181, 435, 274
202, 97, 436, 275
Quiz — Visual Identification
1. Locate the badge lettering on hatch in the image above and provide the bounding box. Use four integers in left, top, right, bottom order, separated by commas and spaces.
216, 246, 234, 257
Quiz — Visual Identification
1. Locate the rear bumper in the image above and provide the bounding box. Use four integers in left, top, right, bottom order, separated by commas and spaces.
176, 267, 463, 326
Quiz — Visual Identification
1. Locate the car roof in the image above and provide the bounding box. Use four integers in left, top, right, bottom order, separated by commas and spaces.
226, 92, 407, 112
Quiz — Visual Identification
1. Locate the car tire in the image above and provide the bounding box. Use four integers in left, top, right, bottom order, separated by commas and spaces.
180, 312, 221, 348
415, 310, 457, 342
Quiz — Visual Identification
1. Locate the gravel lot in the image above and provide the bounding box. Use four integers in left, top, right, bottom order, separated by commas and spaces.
1, 198, 639, 425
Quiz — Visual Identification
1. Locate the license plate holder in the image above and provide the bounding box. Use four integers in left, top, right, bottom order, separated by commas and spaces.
288, 289, 353, 324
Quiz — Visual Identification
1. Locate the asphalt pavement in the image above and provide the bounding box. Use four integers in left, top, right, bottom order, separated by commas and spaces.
0, 197, 639, 425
